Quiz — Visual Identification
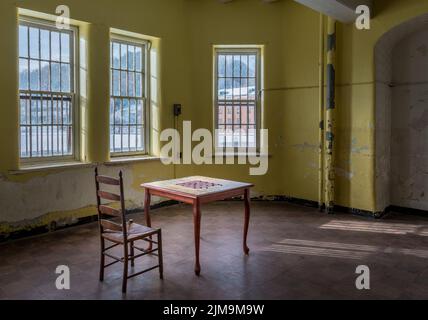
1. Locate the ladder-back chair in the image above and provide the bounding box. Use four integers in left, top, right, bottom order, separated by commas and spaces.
95, 168, 163, 293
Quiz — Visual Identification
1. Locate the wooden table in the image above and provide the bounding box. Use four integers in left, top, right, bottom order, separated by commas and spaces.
141, 176, 254, 276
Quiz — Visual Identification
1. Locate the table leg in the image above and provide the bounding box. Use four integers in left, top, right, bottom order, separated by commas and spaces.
244, 188, 250, 255
193, 199, 201, 276
144, 189, 153, 251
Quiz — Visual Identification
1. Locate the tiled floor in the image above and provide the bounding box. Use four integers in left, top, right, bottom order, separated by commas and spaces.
0, 201, 428, 300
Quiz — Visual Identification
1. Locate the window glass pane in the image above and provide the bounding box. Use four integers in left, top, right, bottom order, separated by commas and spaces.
30, 60, 40, 91
249, 104, 256, 124
19, 58, 29, 90
51, 32, 60, 61
249, 78, 256, 99
19, 26, 28, 58
113, 43, 120, 69
51, 63, 61, 92
233, 55, 240, 77
29, 28, 39, 59
61, 63, 71, 92
240, 79, 248, 99
218, 105, 225, 125
130, 126, 137, 151
218, 78, 225, 100
130, 99, 137, 124
128, 46, 135, 71
136, 73, 142, 97
249, 55, 256, 77
137, 100, 143, 124
20, 99, 28, 125
128, 72, 135, 97
121, 44, 128, 69
135, 46, 142, 71
120, 71, 127, 96
61, 33, 70, 63
41, 30, 50, 60
226, 55, 233, 77
112, 70, 120, 96
114, 99, 121, 124
123, 99, 130, 125
110, 98, 115, 123
218, 55, 225, 77
41, 61, 50, 91
225, 78, 232, 100
241, 55, 248, 77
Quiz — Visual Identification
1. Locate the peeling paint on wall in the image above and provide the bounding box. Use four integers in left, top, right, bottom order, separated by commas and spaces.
0, 163, 171, 233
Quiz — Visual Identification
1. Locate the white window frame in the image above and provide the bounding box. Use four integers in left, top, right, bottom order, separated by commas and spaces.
214, 47, 262, 152
110, 34, 150, 157
18, 15, 80, 165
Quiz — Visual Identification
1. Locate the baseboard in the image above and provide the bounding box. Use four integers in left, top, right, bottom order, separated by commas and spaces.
2, 198, 425, 244
385, 205, 428, 217
0, 200, 179, 244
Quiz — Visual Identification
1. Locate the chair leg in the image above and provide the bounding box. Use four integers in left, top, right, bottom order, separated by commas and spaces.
99, 237, 105, 282
122, 243, 129, 293
158, 230, 164, 280
130, 241, 135, 267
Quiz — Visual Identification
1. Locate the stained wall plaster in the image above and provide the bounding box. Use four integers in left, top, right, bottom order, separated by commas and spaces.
375, 13, 428, 212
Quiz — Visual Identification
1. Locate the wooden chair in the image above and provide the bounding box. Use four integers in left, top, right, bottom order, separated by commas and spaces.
95, 168, 163, 293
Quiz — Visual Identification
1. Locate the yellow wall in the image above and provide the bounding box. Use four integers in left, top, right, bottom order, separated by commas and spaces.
1, 0, 428, 233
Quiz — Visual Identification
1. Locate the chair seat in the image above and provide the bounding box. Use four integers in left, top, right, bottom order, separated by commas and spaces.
102, 223, 157, 243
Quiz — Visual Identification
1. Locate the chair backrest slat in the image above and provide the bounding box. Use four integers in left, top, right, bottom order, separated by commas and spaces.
98, 190, 121, 202
99, 205, 121, 217
97, 175, 120, 186
95, 168, 128, 237
100, 219, 123, 232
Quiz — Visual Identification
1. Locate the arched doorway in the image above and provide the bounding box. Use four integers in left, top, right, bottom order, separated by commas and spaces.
376, 14, 428, 213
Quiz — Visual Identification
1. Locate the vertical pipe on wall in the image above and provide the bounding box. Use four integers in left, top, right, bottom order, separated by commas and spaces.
318, 13, 325, 211
324, 18, 336, 214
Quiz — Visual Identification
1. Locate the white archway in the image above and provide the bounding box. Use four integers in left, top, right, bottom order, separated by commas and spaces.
375, 13, 428, 212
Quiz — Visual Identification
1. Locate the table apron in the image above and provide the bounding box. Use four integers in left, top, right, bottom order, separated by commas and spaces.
147, 189, 195, 205
146, 187, 249, 206
199, 188, 248, 204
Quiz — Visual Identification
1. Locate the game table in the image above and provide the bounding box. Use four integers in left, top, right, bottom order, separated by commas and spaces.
141, 176, 253, 275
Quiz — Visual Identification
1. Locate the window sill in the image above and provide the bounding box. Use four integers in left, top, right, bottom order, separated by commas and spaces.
10, 161, 94, 175
105, 156, 162, 166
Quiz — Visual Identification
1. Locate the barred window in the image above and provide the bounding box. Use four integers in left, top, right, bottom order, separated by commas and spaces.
110, 37, 148, 155
215, 48, 260, 150
19, 19, 77, 160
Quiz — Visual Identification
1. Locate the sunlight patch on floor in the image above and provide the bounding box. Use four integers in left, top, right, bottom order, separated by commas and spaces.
320, 220, 428, 236
263, 239, 428, 260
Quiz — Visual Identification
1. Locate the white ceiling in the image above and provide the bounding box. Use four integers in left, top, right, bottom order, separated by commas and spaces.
294, 0, 372, 23
217, 0, 373, 24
